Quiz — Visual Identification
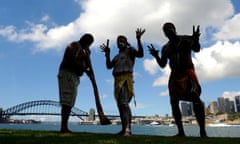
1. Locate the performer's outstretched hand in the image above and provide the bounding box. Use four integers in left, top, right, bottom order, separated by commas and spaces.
136, 28, 145, 40
148, 44, 159, 58
100, 39, 110, 56
192, 25, 200, 41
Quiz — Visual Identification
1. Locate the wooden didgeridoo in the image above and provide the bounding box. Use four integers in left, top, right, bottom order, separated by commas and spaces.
87, 58, 111, 125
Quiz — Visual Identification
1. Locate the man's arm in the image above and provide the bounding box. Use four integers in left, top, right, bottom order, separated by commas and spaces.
192, 25, 201, 52
148, 44, 167, 68
105, 50, 113, 69
100, 40, 113, 69
135, 28, 145, 58
83, 49, 92, 76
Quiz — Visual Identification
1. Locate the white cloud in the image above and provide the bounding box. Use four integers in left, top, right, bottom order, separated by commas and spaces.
40, 15, 50, 22
0, 26, 17, 41
100, 93, 108, 99
159, 89, 169, 97
143, 57, 170, 86
214, 13, 240, 40
143, 58, 159, 75
0, 0, 236, 52
152, 66, 170, 86
77, 0, 235, 45
221, 91, 240, 101
195, 41, 240, 81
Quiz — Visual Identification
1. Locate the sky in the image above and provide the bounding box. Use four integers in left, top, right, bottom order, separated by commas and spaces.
0, 0, 240, 118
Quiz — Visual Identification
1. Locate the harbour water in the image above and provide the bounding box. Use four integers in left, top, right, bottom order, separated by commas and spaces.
1, 123, 240, 137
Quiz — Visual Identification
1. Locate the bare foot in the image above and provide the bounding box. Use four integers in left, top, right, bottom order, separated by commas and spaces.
174, 133, 186, 137
60, 129, 72, 134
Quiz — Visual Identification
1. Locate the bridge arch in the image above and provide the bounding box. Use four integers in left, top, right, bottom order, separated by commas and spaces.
1, 100, 88, 120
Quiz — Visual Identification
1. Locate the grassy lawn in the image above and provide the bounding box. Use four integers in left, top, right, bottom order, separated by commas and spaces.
0, 129, 240, 144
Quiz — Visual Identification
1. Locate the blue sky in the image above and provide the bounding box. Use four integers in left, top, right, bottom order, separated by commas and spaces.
0, 0, 240, 118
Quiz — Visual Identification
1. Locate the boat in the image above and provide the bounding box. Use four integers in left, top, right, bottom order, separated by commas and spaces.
207, 123, 230, 127
149, 121, 160, 125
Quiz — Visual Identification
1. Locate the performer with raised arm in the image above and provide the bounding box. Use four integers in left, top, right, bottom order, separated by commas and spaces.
58, 33, 110, 133
100, 28, 145, 136
148, 23, 207, 138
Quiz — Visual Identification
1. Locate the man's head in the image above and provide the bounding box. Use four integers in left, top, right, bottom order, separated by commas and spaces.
163, 22, 176, 39
117, 35, 128, 50
79, 33, 94, 48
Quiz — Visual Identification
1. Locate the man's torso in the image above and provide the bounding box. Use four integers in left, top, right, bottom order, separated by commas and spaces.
112, 47, 135, 75
163, 36, 194, 72
59, 42, 89, 76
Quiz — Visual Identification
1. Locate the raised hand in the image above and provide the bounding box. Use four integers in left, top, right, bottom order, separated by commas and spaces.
192, 25, 200, 40
136, 28, 146, 40
100, 39, 110, 56
148, 44, 159, 57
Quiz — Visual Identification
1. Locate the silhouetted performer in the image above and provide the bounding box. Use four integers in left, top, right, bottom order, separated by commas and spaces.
148, 22, 207, 138
100, 28, 145, 136
58, 33, 94, 133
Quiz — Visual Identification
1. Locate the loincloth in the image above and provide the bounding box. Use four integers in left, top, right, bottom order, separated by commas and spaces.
58, 69, 80, 107
168, 69, 201, 101
114, 73, 134, 102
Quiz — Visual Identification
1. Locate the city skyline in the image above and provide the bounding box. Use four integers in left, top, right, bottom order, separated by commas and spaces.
207, 95, 240, 115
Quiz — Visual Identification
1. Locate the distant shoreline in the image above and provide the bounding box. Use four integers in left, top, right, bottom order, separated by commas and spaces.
0, 119, 41, 124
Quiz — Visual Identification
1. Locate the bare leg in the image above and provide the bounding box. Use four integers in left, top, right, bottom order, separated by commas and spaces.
192, 97, 207, 138
171, 100, 185, 137
117, 82, 132, 136
117, 104, 125, 135
60, 104, 72, 133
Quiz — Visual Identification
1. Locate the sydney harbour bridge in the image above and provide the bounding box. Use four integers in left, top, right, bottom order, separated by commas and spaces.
0, 100, 145, 123
0, 100, 90, 122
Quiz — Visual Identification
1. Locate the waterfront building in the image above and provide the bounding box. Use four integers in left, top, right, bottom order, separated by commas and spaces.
218, 97, 225, 113
181, 102, 192, 116
235, 95, 240, 112
88, 108, 95, 121
217, 97, 237, 113
229, 101, 235, 113
224, 98, 231, 113
209, 101, 218, 114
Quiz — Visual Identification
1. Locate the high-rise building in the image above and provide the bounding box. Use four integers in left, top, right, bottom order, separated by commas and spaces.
88, 108, 95, 121
209, 101, 218, 114
224, 98, 230, 113
218, 97, 225, 113
235, 95, 240, 112
181, 102, 188, 116
181, 102, 192, 116
216, 96, 237, 113
229, 101, 235, 113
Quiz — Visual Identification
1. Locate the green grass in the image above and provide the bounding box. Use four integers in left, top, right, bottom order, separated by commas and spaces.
0, 129, 240, 144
